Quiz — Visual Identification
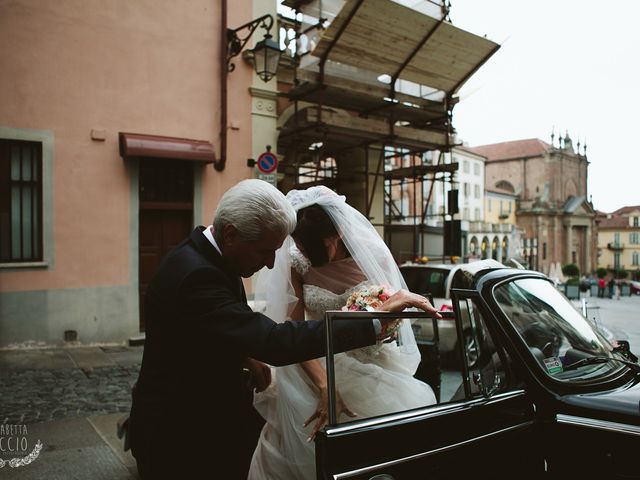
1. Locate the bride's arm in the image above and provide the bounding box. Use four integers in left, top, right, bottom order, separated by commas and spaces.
291, 268, 326, 391
291, 268, 356, 440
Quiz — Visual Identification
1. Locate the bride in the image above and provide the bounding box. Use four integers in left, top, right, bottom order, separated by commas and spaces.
248, 186, 438, 479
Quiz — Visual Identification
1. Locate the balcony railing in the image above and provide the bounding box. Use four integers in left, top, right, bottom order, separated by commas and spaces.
468, 222, 514, 234
607, 242, 624, 251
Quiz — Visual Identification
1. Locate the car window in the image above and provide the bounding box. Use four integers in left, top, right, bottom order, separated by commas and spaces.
495, 278, 620, 382
325, 295, 514, 428
327, 311, 443, 426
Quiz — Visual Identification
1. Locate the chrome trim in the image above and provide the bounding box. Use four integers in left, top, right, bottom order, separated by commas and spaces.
556, 414, 640, 436
325, 389, 526, 436
331, 421, 533, 479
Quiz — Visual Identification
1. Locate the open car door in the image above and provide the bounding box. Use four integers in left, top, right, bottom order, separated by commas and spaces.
315, 294, 544, 479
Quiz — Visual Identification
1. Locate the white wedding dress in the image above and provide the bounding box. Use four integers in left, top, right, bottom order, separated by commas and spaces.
248, 257, 437, 480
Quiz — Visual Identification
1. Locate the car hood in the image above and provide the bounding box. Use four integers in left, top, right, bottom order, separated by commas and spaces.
561, 377, 640, 423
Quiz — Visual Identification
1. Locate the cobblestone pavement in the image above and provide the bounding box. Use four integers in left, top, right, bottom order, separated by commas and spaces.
0, 347, 141, 425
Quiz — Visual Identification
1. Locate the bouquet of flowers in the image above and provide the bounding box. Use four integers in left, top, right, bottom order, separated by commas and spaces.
342, 285, 402, 344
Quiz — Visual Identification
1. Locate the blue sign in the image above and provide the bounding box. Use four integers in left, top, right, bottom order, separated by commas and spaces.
257, 151, 278, 174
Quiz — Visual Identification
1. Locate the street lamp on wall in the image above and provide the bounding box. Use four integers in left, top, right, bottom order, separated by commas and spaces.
227, 14, 282, 82
216, 11, 282, 172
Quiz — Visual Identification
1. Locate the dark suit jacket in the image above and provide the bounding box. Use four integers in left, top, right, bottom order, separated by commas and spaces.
130, 226, 375, 477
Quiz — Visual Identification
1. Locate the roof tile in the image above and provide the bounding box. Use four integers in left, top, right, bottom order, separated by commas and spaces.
468, 138, 550, 161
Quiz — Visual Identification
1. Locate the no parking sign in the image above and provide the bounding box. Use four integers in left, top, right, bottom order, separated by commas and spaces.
257, 150, 278, 174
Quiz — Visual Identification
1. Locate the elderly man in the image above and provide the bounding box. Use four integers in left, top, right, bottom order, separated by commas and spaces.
129, 179, 436, 478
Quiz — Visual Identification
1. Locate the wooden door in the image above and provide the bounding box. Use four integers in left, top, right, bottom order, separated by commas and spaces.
138, 159, 194, 331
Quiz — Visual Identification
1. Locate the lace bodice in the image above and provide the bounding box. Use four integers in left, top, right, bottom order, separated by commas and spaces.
302, 283, 366, 320
302, 281, 391, 361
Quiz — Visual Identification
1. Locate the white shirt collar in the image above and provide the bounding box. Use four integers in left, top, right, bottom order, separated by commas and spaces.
202, 225, 222, 256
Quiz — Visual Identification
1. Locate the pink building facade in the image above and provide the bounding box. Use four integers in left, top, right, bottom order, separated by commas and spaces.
0, 0, 261, 347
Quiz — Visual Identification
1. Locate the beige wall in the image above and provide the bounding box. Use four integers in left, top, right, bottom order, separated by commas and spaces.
485, 193, 516, 224
598, 229, 640, 270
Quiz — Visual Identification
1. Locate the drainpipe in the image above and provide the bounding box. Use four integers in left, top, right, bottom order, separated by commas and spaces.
215, 0, 228, 171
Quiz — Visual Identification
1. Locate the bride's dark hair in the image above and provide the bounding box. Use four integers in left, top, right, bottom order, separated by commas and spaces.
292, 204, 338, 267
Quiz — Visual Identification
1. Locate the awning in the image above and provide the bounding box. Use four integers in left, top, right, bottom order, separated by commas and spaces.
118, 132, 216, 163
312, 0, 500, 94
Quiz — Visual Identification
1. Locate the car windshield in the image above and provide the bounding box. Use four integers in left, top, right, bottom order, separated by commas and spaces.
494, 277, 623, 382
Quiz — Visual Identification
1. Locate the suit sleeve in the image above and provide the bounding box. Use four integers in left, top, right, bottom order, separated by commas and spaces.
179, 267, 376, 366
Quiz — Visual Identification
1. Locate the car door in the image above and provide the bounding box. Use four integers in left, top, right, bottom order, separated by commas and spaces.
315, 293, 544, 479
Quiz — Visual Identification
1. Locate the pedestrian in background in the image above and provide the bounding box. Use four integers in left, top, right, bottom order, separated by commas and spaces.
598, 277, 605, 298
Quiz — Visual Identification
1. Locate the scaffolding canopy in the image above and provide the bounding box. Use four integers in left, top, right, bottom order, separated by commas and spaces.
312, 0, 500, 94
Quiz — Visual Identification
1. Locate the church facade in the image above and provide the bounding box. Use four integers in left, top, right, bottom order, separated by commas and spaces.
471, 133, 597, 276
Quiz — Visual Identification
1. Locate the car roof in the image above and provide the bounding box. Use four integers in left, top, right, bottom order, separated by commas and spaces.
400, 263, 457, 270
448, 259, 506, 290
400, 259, 507, 298
400, 259, 504, 274
472, 266, 547, 291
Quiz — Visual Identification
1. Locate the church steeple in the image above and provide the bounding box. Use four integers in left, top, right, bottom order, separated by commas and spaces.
563, 130, 573, 153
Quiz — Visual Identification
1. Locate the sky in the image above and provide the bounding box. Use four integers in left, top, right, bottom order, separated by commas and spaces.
446, 0, 640, 213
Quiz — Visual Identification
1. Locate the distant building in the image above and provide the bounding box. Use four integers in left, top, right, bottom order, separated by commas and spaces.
470, 132, 596, 275
466, 187, 523, 263
596, 206, 640, 274
419, 146, 485, 226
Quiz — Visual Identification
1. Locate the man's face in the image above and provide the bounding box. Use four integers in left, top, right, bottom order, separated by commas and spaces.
221, 225, 286, 278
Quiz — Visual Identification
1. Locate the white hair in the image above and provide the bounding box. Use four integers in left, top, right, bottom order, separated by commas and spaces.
213, 179, 296, 242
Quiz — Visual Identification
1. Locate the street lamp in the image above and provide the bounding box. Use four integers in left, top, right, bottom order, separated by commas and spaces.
227, 14, 282, 82
216, 13, 282, 172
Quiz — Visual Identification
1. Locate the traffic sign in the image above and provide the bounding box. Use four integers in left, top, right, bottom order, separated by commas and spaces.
257, 151, 278, 174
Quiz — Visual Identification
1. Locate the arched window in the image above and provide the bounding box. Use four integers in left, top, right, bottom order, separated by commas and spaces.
491, 236, 499, 260
469, 236, 478, 256
501, 236, 509, 263
495, 180, 515, 193
481, 236, 489, 260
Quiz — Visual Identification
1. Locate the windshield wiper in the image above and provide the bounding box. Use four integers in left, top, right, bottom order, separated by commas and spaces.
563, 356, 640, 373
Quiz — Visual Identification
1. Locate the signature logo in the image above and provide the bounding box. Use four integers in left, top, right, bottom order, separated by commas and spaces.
0, 424, 43, 469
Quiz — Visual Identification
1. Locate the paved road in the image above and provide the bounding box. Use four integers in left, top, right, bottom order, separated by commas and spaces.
572, 292, 640, 358
0, 346, 142, 479
0, 346, 141, 425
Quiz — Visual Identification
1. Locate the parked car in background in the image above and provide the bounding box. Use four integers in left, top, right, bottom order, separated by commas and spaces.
316, 263, 640, 479
622, 279, 640, 295
400, 260, 503, 366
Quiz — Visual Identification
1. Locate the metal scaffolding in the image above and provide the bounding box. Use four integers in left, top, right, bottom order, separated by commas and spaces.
276, 0, 498, 261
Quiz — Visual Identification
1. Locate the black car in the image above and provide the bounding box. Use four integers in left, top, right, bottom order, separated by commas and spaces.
316, 264, 640, 479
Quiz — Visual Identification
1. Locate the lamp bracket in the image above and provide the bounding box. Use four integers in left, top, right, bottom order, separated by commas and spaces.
227, 14, 274, 72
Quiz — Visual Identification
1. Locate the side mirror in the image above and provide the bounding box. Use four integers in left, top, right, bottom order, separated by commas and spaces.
472, 371, 501, 398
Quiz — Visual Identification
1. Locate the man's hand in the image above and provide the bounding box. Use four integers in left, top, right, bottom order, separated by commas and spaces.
242, 357, 272, 393
378, 289, 441, 317
375, 289, 441, 343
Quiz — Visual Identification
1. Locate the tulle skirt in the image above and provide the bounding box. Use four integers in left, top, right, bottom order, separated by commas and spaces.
248, 342, 436, 480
